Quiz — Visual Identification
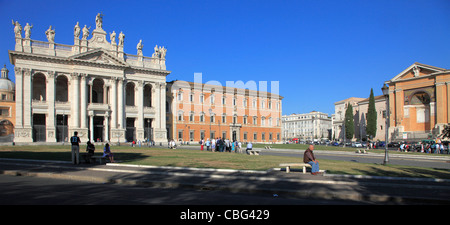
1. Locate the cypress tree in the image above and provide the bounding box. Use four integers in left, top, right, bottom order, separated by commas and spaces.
366, 88, 377, 140
345, 103, 354, 140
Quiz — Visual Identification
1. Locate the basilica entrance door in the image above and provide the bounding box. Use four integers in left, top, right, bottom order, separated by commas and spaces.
32, 114, 46, 142
126, 118, 136, 142
93, 116, 104, 142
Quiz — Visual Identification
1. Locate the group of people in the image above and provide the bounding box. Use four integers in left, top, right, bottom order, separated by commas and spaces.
199, 138, 243, 153
415, 142, 446, 154
70, 131, 115, 165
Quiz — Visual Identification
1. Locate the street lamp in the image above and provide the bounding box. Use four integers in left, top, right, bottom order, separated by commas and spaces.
209, 108, 213, 139
381, 83, 390, 165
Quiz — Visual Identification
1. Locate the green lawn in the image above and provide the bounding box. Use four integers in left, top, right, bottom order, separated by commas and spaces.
1, 145, 450, 179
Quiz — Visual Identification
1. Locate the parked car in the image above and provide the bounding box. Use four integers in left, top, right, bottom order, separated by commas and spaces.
354, 142, 362, 147
379, 141, 385, 147
388, 142, 400, 148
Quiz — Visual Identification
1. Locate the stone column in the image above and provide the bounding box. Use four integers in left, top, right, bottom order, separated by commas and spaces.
153, 82, 167, 142
105, 112, 110, 142
137, 80, 144, 140
14, 67, 23, 128
23, 69, 32, 129
71, 73, 80, 129
89, 113, 94, 142
80, 74, 87, 129
118, 78, 124, 129
46, 71, 56, 142
111, 78, 117, 129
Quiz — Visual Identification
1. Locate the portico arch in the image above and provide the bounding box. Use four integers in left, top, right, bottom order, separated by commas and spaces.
126, 82, 135, 106
92, 78, 105, 103
32, 73, 46, 101
55, 75, 68, 102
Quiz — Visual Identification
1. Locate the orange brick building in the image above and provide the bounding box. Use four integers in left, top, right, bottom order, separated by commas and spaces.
386, 62, 450, 140
166, 80, 283, 143
0, 66, 15, 142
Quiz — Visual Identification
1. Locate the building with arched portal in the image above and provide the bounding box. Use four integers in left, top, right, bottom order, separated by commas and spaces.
9, 14, 170, 143
386, 62, 450, 141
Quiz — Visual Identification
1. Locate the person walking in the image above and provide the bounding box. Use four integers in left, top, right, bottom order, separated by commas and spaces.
70, 132, 81, 165
303, 145, 320, 175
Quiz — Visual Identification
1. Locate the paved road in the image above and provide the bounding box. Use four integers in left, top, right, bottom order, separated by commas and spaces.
1, 158, 449, 205
0, 174, 363, 205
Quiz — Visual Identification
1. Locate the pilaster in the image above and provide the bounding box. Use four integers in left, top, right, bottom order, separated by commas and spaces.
46, 71, 56, 142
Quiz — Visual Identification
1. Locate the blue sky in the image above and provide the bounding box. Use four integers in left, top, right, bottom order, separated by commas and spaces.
1, 0, 449, 115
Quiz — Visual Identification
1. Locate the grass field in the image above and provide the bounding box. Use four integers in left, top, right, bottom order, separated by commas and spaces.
1, 144, 450, 179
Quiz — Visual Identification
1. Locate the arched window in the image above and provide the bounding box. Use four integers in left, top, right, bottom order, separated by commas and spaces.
143, 84, 152, 107
92, 78, 104, 103
55, 75, 68, 102
410, 92, 431, 105
32, 73, 46, 101
126, 82, 135, 106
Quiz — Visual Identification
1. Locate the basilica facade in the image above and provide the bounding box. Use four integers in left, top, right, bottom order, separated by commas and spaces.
9, 14, 170, 143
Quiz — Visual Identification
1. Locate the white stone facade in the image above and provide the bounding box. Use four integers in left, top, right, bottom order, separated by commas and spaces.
9, 14, 170, 143
332, 96, 387, 142
282, 111, 332, 141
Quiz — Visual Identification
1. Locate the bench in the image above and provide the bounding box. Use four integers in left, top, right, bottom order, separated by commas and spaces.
247, 149, 261, 155
91, 155, 109, 164
279, 163, 312, 174
356, 149, 367, 154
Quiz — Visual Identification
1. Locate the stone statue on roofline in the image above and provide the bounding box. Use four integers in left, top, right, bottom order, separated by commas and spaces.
24, 23, 33, 39
95, 12, 104, 30
74, 22, 81, 38
45, 25, 55, 43
110, 31, 116, 45
152, 45, 160, 58
82, 25, 90, 40
118, 31, 125, 46
12, 20, 22, 38
137, 40, 143, 56
160, 46, 167, 60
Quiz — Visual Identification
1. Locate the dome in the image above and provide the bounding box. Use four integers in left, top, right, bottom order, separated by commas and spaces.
0, 78, 15, 91
0, 65, 14, 92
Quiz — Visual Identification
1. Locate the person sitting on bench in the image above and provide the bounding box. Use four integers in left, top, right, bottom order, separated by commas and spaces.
83, 141, 95, 163
103, 143, 115, 163
303, 145, 320, 175
246, 142, 253, 154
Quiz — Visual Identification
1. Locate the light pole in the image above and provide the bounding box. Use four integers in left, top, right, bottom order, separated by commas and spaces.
381, 83, 390, 165
209, 108, 213, 139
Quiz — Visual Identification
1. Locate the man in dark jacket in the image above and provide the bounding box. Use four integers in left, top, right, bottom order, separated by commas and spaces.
303, 145, 320, 175
70, 132, 81, 164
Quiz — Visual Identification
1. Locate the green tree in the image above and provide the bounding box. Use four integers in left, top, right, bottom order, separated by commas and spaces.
366, 88, 377, 140
345, 103, 354, 140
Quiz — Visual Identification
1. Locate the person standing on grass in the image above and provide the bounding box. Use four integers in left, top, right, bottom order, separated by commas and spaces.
70, 131, 81, 165
205, 138, 211, 151
303, 144, 320, 175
